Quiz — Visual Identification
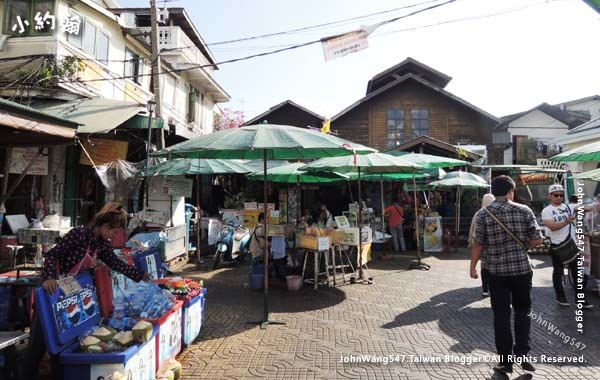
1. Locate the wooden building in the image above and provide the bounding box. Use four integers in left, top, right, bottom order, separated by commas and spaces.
331, 57, 501, 162
244, 100, 324, 128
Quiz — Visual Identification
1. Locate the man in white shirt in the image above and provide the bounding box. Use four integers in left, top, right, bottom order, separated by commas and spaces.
541, 184, 593, 309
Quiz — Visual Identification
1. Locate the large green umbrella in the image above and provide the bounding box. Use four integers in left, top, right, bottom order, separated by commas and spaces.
572, 168, 600, 181
153, 124, 376, 328
300, 153, 424, 271
247, 162, 349, 183
551, 141, 600, 162
138, 158, 255, 177
386, 151, 468, 169
429, 171, 489, 248
137, 158, 255, 269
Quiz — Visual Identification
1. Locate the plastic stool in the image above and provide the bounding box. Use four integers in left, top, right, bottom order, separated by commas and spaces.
6, 245, 24, 269
302, 249, 331, 290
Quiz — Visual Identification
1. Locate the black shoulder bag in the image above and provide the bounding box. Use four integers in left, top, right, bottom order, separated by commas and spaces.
550, 205, 579, 265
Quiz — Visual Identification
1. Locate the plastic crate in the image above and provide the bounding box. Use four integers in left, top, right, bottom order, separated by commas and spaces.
181, 288, 207, 348
133, 248, 163, 279
139, 300, 183, 370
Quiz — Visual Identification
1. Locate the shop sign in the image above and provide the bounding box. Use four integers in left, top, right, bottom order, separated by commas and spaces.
321, 29, 369, 62
79, 138, 128, 166
423, 216, 443, 252
517, 173, 555, 185
9, 147, 48, 175
162, 177, 193, 197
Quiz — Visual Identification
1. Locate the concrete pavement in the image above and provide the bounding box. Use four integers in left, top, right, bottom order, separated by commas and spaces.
177, 249, 600, 379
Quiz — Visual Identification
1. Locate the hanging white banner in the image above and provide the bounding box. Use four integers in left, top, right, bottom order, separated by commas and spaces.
321, 29, 369, 62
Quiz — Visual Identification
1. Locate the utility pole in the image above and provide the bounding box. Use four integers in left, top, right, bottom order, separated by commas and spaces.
150, 0, 164, 150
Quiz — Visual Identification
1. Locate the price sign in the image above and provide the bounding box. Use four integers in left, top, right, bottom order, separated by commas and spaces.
57, 276, 82, 295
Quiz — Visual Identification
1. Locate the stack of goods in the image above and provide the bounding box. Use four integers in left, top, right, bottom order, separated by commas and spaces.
113, 281, 175, 319
155, 277, 204, 303
78, 320, 154, 353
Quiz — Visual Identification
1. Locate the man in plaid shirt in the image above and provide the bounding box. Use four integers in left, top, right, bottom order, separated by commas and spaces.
470, 175, 543, 375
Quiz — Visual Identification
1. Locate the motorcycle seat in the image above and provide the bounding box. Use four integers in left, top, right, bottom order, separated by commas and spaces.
234, 230, 248, 241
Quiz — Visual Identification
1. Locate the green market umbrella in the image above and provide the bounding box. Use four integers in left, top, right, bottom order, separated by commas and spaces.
137, 158, 255, 270
386, 151, 468, 169
300, 153, 426, 271
153, 124, 376, 328
572, 168, 600, 181
138, 158, 255, 177
429, 171, 489, 248
551, 141, 600, 162
247, 162, 349, 184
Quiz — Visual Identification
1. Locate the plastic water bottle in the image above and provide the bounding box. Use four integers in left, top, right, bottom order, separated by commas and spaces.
34, 245, 44, 267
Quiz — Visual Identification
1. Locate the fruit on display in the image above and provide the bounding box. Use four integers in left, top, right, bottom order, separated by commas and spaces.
81, 335, 101, 348
155, 277, 204, 302
156, 359, 182, 380
113, 331, 135, 347
132, 320, 153, 343
91, 326, 117, 342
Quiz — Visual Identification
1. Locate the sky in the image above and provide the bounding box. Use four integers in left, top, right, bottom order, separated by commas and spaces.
121, 0, 600, 122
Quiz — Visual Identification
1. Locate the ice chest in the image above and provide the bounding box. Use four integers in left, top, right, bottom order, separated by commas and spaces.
181, 288, 207, 348
34, 273, 158, 380
140, 300, 183, 370
133, 247, 163, 279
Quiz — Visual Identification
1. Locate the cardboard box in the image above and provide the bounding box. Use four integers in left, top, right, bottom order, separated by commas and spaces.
298, 234, 330, 251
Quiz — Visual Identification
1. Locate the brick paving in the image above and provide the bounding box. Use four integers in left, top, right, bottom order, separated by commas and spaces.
177, 249, 600, 380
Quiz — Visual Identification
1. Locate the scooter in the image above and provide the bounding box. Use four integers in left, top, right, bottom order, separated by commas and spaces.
213, 220, 251, 270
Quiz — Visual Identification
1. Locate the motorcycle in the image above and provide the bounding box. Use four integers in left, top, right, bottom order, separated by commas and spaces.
213, 220, 252, 270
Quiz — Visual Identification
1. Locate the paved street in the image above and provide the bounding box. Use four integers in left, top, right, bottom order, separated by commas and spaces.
178, 249, 600, 380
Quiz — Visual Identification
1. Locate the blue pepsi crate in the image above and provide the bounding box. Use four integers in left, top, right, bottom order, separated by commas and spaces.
34, 273, 158, 380
133, 247, 163, 279
181, 288, 207, 348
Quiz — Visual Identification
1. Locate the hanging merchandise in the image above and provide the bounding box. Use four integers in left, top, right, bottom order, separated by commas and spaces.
94, 159, 143, 199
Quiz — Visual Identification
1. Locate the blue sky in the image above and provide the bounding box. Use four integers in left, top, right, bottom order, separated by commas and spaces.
121, 0, 600, 122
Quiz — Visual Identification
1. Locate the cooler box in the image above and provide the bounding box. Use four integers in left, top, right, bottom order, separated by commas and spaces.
181, 288, 207, 348
140, 300, 183, 370
34, 273, 158, 380
133, 248, 163, 279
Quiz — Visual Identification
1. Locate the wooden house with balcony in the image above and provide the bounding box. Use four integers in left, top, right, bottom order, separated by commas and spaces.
331, 57, 501, 162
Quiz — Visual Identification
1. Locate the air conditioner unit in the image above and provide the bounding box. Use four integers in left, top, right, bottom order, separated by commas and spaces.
120, 13, 137, 28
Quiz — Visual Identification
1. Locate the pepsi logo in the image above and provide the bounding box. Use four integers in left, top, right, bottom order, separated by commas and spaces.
82, 295, 96, 316
67, 303, 81, 324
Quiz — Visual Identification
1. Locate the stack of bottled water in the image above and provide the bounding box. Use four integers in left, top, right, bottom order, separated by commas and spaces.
112, 279, 174, 319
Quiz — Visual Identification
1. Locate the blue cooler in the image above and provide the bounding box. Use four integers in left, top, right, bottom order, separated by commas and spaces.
139, 300, 183, 371
181, 288, 207, 348
133, 247, 163, 279
34, 273, 158, 380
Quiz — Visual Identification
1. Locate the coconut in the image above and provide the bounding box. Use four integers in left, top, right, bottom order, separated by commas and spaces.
86, 345, 103, 353
91, 326, 117, 342
132, 320, 153, 343
114, 331, 136, 347
81, 335, 101, 349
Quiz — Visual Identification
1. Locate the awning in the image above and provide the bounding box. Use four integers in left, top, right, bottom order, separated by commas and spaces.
0, 98, 79, 146
38, 98, 145, 134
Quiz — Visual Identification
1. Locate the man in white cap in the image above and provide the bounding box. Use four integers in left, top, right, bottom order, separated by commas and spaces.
541, 184, 593, 308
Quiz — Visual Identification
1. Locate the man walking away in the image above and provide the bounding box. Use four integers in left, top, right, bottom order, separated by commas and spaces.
470, 175, 543, 375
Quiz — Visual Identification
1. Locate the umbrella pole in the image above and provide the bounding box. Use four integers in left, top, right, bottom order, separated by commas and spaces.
196, 174, 202, 269
357, 167, 366, 281
247, 149, 285, 329
380, 177, 385, 242
409, 170, 429, 270
456, 187, 460, 252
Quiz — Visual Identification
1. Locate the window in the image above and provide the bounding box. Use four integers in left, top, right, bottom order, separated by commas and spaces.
124, 49, 142, 84
410, 109, 429, 139
386, 109, 405, 148
66, 9, 82, 47
96, 31, 109, 62
82, 22, 96, 56
3, 0, 55, 36
188, 87, 198, 123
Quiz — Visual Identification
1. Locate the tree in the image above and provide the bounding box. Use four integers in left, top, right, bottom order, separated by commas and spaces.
214, 108, 245, 131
